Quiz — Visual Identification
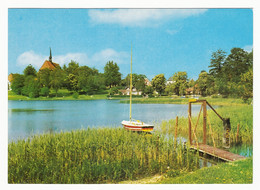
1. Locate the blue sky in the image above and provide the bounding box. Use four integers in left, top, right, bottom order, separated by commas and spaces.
8, 8, 253, 80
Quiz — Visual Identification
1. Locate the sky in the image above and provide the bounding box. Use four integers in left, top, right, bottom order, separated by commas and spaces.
8, 8, 253, 80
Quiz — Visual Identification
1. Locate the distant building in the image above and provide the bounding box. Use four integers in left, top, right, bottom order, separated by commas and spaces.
8, 73, 14, 90
119, 87, 142, 95
144, 78, 152, 86
166, 76, 175, 85
39, 48, 60, 71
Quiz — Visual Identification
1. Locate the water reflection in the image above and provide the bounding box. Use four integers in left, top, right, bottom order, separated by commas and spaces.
8, 100, 203, 141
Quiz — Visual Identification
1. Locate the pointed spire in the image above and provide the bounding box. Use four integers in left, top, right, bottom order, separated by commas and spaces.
49, 47, 52, 62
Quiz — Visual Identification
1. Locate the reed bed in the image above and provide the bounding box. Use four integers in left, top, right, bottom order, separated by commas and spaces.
158, 104, 253, 147
8, 128, 200, 184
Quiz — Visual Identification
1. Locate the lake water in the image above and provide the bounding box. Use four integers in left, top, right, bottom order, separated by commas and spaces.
8, 100, 202, 141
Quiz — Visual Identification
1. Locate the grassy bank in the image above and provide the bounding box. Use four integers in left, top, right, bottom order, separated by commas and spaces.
120, 97, 247, 106
8, 90, 109, 101
8, 128, 200, 184
159, 157, 252, 184
159, 104, 253, 146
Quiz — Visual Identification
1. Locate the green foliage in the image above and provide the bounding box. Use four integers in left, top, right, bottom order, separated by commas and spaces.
108, 87, 119, 95
11, 74, 25, 95
143, 86, 154, 97
50, 68, 66, 96
104, 61, 121, 87
123, 74, 146, 91
160, 158, 252, 184
72, 92, 79, 99
66, 60, 79, 75
23, 64, 37, 77
40, 87, 50, 97
208, 48, 253, 98
65, 73, 78, 92
8, 128, 200, 184
21, 76, 40, 98
38, 69, 51, 88
151, 74, 166, 95
196, 71, 215, 96
170, 72, 188, 96
209, 49, 226, 78
240, 68, 253, 102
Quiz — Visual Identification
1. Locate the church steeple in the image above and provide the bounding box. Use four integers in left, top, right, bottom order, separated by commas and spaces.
49, 47, 52, 62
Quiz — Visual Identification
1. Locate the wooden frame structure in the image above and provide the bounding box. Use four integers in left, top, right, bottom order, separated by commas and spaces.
188, 99, 226, 145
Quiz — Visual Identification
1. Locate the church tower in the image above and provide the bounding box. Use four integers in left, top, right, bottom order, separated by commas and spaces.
49, 47, 52, 63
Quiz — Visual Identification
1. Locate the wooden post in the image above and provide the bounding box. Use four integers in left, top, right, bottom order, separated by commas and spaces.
223, 118, 231, 148
236, 124, 240, 143
203, 101, 207, 144
174, 116, 178, 149
188, 102, 192, 144
175, 116, 178, 140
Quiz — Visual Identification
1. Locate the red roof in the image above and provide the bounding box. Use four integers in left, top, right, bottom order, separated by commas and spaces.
8, 73, 14, 82
39, 60, 59, 70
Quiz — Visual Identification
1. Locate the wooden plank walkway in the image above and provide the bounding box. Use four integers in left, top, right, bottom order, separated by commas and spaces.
190, 144, 246, 162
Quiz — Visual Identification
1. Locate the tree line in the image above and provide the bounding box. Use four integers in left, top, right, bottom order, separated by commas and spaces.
10, 60, 121, 98
163, 47, 252, 101
10, 47, 253, 101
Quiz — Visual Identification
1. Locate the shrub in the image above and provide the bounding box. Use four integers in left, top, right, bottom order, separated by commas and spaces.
72, 92, 79, 99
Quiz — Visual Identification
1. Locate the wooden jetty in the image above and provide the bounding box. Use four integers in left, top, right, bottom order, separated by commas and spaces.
188, 99, 246, 162
190, 144, 246, 162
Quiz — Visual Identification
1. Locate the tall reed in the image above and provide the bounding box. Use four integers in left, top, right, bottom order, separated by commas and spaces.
8, 128, 200, 184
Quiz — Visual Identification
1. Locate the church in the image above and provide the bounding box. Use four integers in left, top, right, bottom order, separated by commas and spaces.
39, 48, 60, 71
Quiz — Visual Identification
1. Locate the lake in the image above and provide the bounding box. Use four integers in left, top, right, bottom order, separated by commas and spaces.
8, 100, 202, 141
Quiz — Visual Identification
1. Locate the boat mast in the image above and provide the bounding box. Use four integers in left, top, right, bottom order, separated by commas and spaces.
129, 45, 133, 121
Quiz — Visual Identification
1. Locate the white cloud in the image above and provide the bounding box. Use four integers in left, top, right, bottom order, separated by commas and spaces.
243, 45, 253, 52
89, 9, 207, 27
17, 51, 47, 68
91, 49, 129, 65
16, 49, 129, 70
55, 53, 89, 66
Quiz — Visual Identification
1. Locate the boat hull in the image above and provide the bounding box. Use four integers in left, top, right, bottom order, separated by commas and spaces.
121, 120, 154, 132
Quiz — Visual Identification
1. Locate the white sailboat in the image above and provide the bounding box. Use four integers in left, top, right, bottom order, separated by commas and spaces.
121, 46, 154, 132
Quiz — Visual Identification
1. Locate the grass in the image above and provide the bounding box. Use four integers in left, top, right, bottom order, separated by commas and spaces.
158, 104, 253, 146
120, 96, 247, 106
8, 128, 200, 184
159, 157, 252, 184
8, 90, 109, 101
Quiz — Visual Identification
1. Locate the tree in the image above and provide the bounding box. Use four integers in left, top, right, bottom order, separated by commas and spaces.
104, 61, 121, 88
239, 68, 253, 102
66, 60, 79, 75
40, 87, 50, 97
123, 73, 146, 91
23, 64, 37, 77
171, 72, 188, 96
22, 75, 40, 98
223, 48, 250, 83
143, 86, 154, 97
151, 74, 166, 95
196, 72, 208, 96
196, 71, 215, 96
50, 68, 66, 96
11, 74, 25, 95
37, 68, 51, 88
209, 49, 226, 78
165, 83, 175, 95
